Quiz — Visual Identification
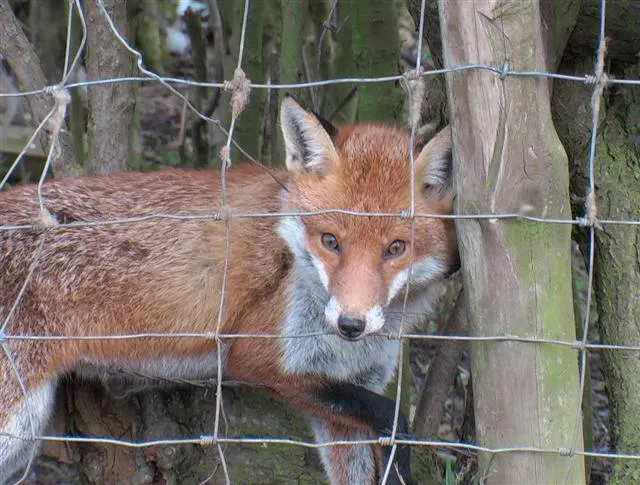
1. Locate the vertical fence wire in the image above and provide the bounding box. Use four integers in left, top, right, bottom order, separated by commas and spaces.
564, 1, 608, 483
210, 0, 252, 482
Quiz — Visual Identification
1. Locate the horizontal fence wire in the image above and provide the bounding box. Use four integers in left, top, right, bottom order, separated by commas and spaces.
0, 0, 639, 483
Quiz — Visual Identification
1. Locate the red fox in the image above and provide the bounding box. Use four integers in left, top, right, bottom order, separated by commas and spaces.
0, 95, 456, 485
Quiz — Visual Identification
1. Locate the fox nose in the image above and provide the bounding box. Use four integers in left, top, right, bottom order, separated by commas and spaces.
337, 316, 365, 340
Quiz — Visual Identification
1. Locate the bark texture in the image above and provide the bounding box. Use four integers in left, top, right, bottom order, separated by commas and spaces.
343, 0, 403, 122
42, 381, 327, 484
439, 1, 585, 483
591, 66, 640, 484
566, 0, 640, 63
408, 0, 639, 67
230, 0, 266, 160
84, 0, 136, 174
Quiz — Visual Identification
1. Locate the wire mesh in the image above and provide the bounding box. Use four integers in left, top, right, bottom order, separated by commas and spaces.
0, 0, 639, 484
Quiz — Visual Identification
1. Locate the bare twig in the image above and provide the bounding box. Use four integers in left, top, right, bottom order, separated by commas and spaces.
301, 43, 316, 109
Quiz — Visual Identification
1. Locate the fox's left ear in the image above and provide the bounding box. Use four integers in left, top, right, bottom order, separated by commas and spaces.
415, 126, 453, 202
280, 95, 339, 174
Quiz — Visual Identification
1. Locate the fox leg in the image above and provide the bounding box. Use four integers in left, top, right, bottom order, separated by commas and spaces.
0, 342, 57, 484
314, 383, 411, 485
310, 418, 377, 485
274, 380, 411, 485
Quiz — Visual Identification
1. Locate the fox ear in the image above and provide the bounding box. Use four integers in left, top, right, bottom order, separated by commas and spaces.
415, 125, 453, 201
280, 95, 339, 174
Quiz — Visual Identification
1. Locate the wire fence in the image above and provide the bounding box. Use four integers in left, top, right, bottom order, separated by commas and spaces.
1, 0, 640, 483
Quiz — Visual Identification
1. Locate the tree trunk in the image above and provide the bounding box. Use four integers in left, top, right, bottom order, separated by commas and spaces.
344, 0, 402, 122
42, 381, 327, 484
406, 0, 640, 74
273, 0, 306, 166
84, 0, 136, 174
409, 0, 640, 68
231, 0, 266, 161
326, 1, 357, 124
551, 44, 640, 482
439, 2, 585, 483
29, 0, 66, 84
590, 65, 640, 484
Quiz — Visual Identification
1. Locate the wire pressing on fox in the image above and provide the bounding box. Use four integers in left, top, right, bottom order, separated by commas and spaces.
0, 95, 457, 485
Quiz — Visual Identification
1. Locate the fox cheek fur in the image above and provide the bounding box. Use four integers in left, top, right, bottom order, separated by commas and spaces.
277, 94, 456, 342
0, 94, 455, 485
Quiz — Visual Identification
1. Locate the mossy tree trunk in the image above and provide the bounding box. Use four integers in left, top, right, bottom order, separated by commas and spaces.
231, 0, 266, 161
552, 26, 640, 483
439, 1, 585, 483
565, 0, 640, 64
324, 1, 356, 125
272, 0, 306, 166
343, 0, 402, 122
590, 66, 640, 484
44, 382, 327, 484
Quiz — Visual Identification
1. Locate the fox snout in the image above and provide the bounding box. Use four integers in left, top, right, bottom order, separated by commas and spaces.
324, 296, 385, 341
336, 316, 365, 340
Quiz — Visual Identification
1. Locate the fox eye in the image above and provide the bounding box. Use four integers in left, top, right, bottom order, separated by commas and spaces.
384, 240, 406, 259
321, 233, 341, 253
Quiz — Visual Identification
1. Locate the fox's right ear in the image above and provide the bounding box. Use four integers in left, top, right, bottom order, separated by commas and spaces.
280, 95, 339, 174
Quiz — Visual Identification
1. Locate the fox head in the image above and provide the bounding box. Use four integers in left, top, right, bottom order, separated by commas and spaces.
278, 95, 457, 341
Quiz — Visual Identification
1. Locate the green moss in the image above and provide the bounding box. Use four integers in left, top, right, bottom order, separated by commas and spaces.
344, 0, 403, 122
410, 447, 444, 485
592, 91, 640, 483
503, 218, 581, 452
231, 0, 267, 160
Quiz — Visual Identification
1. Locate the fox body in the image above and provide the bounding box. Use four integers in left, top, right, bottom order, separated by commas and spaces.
0, 96, 456, 484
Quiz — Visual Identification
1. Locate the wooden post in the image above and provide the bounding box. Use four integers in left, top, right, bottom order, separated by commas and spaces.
438, 2, 586, 483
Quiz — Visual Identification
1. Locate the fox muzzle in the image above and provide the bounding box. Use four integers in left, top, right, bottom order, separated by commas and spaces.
336, 315, 365, 340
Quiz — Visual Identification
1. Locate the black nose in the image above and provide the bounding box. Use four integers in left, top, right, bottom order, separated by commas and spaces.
337, 316, 365, 340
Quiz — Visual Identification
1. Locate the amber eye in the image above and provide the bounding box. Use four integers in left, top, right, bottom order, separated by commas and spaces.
321, 233, 341, 253
384, 240, 406, 259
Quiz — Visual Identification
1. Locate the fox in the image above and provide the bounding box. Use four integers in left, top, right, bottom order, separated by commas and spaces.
0, 95, 457, 485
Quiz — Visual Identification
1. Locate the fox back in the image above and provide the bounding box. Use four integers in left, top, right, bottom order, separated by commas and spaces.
0, 96, 456, 485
